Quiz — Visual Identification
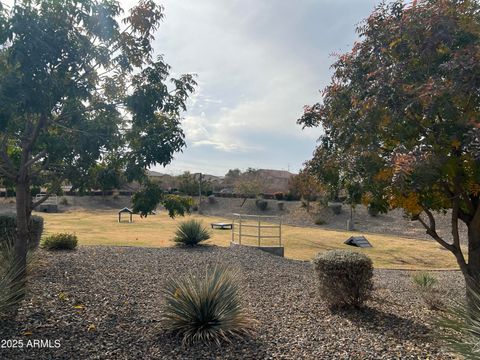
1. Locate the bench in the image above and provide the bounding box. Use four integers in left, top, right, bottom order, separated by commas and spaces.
211, 222, 233, 230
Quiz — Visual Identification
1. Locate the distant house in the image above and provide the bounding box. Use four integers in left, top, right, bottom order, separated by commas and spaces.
255, 169, 295, 194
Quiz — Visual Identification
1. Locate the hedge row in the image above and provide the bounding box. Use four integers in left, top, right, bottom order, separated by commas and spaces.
0, 214, 44, 250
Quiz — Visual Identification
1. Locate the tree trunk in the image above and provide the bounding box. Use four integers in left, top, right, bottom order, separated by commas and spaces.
13, 182, 29, 296
463, 224, 480, 310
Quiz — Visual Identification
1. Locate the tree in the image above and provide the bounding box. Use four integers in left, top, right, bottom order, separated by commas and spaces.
234, 170, 263, 207
90, 162, 123, 197
0, 0, 196, 283
299, 0, 480, 298
288, 170, 323, 212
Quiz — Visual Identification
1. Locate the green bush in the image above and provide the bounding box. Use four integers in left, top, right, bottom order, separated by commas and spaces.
173, 220, 210, 246
41, 233, 78, 250
160, 266, 255, 345
0, 214, 44, 249
412, 271, 443, 310
312, 250, 373, 308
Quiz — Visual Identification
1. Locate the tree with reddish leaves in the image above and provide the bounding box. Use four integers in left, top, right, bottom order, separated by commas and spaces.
299, 0, 480, 298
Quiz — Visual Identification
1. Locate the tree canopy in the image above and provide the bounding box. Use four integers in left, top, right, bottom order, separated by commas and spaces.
299, 0, 480, 286
0, 0, 196, 275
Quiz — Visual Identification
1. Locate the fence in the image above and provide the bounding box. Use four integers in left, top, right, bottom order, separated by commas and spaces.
231, 213, 282, 247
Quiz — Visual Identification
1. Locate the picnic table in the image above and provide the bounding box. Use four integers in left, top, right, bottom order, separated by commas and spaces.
211, 222, 233, 230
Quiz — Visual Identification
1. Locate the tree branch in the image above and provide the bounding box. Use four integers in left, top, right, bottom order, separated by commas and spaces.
418, 207, 455, 251
24, 150, 47, 169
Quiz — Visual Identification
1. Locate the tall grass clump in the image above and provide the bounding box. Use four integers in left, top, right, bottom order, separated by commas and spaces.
160, 266, 255, 345
439, 285, 480, 359
41, 233, 78, 250
172, 219, 210, 246
412, 271, 443, 310
313, 250, 373, 309
0, 240, 28, 318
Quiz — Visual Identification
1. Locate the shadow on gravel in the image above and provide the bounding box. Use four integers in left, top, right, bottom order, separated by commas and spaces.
331, 307, 431, 340
153, 332, 269, 359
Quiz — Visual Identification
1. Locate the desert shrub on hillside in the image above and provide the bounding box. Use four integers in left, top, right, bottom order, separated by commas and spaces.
173, 220, 210, 246
160, 266, 255, 344
42, 233, 78, 250
412, 271, 443, 310
255, 199, 268, 211
313, 250, 373, 308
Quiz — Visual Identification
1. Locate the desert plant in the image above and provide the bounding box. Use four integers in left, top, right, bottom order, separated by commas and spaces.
0, 214, 43, 249
173, 220, 210, 246
412, 271, 443, 310
438, 284, 480, 359
41, 233, 78, 250
312, 250, 373, 308
0, 240, 29, 317
160, 265, 255, 345
255, 199, 268, 211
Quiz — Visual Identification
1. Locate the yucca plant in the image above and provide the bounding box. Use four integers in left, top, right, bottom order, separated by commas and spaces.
439, 286, 480, 359
172, 219, 210, 246
160, 265, 256, 345
0, 240, 28, 318
412, 271, 443, 310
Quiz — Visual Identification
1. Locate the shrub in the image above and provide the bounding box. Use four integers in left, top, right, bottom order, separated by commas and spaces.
160, 266, 255, 345
255, 199, 268, 211
0, 214, 44, 250
173, 220, 210, 246
312, 250, 373, 308
273, 192, 284, 200
41, 233, 78, 250
59, 197, 69, 206
314, 217, 326, 225
412, 271, 443, 310
277, 201, 284, 211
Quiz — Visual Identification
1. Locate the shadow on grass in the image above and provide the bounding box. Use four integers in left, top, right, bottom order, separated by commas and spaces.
331, 306, 431, 341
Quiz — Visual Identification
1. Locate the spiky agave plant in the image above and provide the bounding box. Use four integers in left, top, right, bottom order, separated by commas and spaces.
160, 265, 256, 345
172, 219, 210, 246
439, 286, 480, 359
0, 240, 28, 317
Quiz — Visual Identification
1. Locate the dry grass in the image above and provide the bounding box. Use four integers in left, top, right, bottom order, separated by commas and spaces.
39, 209, 459, 270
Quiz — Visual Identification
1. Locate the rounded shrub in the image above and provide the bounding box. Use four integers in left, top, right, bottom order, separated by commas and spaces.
312, 250, 373, 308
173, 219, 210, 246
160, 266, 255, 345
255, 199, 268, 211
41, 233, 78, 250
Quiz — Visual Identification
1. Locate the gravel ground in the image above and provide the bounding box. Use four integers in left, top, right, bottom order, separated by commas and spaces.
0, 246, 464, 359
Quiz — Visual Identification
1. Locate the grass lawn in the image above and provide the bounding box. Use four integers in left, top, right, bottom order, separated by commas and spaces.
39, 209, 459, 270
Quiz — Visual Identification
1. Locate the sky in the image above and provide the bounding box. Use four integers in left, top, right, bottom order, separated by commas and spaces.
131, 0, 380, 176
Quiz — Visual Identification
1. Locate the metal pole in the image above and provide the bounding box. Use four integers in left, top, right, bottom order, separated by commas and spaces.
239, 215, 242, 245
258, 216, 261, 246
279, 219, 282, 247
198, 173, 202, 213
231, 216, 235, 243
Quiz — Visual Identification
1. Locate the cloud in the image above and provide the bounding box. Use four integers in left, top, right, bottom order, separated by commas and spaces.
142, 0, 379, 175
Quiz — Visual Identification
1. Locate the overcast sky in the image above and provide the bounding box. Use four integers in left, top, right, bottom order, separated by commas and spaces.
133, 0, 380, 176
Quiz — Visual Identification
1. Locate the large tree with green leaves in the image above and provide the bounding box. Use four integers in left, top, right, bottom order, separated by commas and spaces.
299, 0, 480, 293
0, 0, 196, 280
